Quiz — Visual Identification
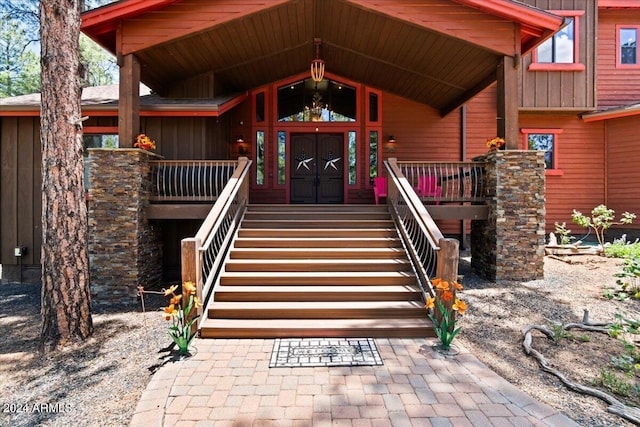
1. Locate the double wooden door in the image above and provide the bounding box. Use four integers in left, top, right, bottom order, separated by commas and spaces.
290, 133, 344, 204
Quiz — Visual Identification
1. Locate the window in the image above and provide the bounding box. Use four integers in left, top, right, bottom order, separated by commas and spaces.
256, 131, 265, 185
368, 131, 379, 183
520, 128, 563, 175
348, 131, 357, 185
529, 11, 585, 71
277, 131, 286, 185
277, 78, 356, 122
617, 25, 640, 68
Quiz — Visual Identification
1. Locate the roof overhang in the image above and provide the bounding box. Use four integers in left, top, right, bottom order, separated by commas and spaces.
0, 85, 248, 117
582, 104, 640, 122
81, 0, 562, 115
599, 0, 640, 8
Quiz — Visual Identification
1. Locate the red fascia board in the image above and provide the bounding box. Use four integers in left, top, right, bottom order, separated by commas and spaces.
453, 0, 563, 32
582, 107, 640, 123
599, 0, 640, 8
81, 0, 179, 31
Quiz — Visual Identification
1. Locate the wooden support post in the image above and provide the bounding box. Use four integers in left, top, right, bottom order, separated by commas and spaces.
435, 238, 460, 330
118, 54, 140, 148
181, 237, 203, 333
497, 55, 519, 149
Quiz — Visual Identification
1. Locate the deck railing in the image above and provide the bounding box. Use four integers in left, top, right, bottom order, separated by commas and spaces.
180, 157, 252, 327
149, 160, 238, 202
395, 161, 485, 203
385, 158, 459, 301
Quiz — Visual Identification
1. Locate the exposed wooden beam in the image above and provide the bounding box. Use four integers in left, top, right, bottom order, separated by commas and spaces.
439, 69, 497, 117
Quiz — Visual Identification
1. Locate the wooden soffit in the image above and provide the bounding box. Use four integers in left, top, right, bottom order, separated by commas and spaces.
82, 0, 562, 115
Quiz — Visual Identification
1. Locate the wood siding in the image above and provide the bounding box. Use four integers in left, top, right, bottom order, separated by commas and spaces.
520, 114, 605, 234
519, 0, 597, 110
597, 9, 640, 108
0, 117, 42, 266
607, 116, 640, 228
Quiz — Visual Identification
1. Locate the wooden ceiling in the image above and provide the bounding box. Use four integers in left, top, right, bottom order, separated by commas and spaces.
83, 0, 560, 115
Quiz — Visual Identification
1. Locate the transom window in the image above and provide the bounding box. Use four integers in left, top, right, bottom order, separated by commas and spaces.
520, 128, 563, 175
617, 25, 640, 68
529, 11, 585, 72
277, 78, 356, 122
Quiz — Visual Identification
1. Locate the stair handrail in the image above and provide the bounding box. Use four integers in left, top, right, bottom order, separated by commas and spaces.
181, 157, 252, 328
385, 158, 459, 300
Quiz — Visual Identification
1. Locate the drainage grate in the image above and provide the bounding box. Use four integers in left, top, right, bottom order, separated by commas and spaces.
270, 338, 383, 368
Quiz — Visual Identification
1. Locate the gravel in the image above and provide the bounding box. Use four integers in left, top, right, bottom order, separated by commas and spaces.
1, 253, 638, 426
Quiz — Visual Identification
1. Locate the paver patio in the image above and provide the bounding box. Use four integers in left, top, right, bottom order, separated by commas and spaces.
130, 338, 579, 427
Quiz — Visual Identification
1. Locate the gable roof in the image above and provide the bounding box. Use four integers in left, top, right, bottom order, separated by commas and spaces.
81, 0, 562, 115
582, 103, 640, 122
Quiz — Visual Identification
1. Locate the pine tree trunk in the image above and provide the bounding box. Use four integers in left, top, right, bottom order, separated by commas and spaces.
39, 0, 93, 350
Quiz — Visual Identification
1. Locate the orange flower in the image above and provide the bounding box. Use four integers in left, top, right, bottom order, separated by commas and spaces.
453, 281, 463, 291
452, 299, 468, 315
163, 284, 178, 296
435, 280, 450, 291
163, 304, 178, 320
431, 278, 442, 287
170, 294, 182, 305
425, 296, 435, 310
183, 281, 197, 295
441, 290, 454, 302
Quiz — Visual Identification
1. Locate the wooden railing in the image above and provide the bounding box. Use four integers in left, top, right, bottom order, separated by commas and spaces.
149, 160, 238, 202
385, 158, 459, 300
395, 161, 486, 203
180, 157, 252, 327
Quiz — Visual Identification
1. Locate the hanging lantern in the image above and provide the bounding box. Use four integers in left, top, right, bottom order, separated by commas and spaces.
310, 38, 325, 83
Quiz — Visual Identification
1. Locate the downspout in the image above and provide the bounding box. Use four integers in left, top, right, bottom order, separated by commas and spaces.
460, 105, 467, 250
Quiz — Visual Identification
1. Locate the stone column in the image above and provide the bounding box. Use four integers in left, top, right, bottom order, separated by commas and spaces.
471, 150, 545, 282
87, 148, 163, 306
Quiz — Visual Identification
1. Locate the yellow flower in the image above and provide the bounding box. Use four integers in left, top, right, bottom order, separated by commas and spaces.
163, 284, 178, 296
426, 296, 435, 310
183, 281, 197, 295
453, 281, 463, 291
193, 296, 203, 308
486, 136, 505, 149
452, 299, 468, 315
170, 294, 182, 305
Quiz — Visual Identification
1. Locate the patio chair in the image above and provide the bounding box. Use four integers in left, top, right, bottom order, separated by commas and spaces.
416, 176, 441, 205
373, 177, 387, 205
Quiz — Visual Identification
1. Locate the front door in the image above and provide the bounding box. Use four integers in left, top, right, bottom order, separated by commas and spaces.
290, 133, 344, 203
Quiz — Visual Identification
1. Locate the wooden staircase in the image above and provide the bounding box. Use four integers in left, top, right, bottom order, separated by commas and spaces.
199, 204, 434, 338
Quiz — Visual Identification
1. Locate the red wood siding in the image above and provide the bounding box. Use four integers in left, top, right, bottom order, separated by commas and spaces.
607, 116, 640, 228
520, 114, 605, 234
465, 85, 498, 160
0, 117, 42, 266
597, 9, 640, 108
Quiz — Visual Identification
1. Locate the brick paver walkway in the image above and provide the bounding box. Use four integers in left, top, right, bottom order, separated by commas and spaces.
130, 338, 579, 427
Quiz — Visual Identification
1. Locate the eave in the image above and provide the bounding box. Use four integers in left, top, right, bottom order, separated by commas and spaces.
582, 104, 640, 123
599, 0, 640, 8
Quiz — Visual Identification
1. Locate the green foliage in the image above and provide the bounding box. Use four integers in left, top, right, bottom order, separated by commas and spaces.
554, 222, 575, 245
605, 259, 640, 301
0, 19, 40, 97
572, 205, 636, 249
428, 298, 461, 350
605, 240, 640, 259
599, 369, 636, 397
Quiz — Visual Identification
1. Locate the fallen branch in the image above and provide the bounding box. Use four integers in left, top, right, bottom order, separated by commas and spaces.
522, 322, 640, 425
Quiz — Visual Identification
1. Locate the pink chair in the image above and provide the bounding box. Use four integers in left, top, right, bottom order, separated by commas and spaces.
417, 176, 441, 204
373, 177, 387, 205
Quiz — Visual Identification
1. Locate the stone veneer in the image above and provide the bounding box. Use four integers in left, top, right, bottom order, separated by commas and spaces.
471, 150, 545, 282
87, 149, 162, 306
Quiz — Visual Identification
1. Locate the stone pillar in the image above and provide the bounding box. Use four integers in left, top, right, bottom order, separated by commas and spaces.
87, 148, 163, 306
471, 151, 545, 281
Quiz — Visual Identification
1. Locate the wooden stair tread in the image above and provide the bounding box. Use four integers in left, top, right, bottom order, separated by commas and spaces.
199, 318, 434, 339
230, 248, 406, 258
213, 285, 423, 302
224, 259, 411, 272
